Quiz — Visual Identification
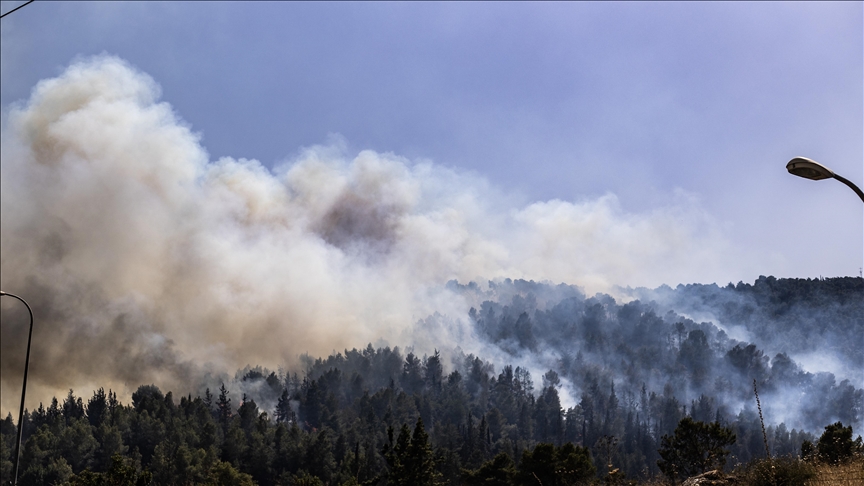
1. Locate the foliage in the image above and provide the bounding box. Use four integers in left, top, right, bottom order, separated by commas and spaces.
657, 417, 736, 482
516, 442, 595, 486
462, 452, 516, 485
69, 454, 152, 485
816, 422, 863, 464
384, 418, 440, 486
0, 347, 836, 486
206, 460, 256, 486
1, 276, 860, 485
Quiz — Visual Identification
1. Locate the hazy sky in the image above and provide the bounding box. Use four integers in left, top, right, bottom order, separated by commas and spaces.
1, 1, 863, 416
2, 1, 862, 283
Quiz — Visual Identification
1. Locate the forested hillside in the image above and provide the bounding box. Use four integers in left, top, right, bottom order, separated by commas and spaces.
0, 276, 861, 484
628, 275, 864, 374
449, 275, 863, 435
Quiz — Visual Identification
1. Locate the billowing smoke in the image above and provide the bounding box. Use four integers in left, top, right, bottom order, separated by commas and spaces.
1, 55, 742, 414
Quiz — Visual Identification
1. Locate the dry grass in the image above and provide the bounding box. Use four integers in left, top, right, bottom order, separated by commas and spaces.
805, 455, 864, 486
627, 456, 864, 486
736, 457, 815, 486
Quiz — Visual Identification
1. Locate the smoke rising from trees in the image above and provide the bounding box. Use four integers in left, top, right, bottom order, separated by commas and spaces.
0, 55, 850, 433
445, 277, 862, 435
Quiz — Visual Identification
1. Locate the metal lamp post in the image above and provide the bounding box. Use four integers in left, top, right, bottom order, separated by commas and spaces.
786, 157, 864, 203
0, 291, 34, 486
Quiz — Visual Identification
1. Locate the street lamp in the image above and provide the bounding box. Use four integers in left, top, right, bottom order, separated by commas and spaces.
0, 291, 34, 486
786, 157, 864, 203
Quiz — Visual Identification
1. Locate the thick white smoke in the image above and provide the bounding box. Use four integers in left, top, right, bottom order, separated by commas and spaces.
0, 56, 740, 413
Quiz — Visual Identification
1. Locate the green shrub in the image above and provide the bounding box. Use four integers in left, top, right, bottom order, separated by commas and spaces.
657, 417, 736, 482
816, 422, 863, 465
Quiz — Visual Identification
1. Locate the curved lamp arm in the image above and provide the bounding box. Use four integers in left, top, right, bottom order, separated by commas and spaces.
1, 291, 34, 486
832, 173, 864, 203
787, 157, 864, 203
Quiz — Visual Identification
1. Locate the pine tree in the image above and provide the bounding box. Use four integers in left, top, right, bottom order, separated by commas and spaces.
404, 418, 439, 486
385, 418, 439, 486
424, 350, 444, 393
204, 388, 213, 411
217, 383, 232, 430
816, 422, 862, 464
276, 388, 294, 423
86, 388, 108, 428
657, 417, 736, 481
62, 390, 85, 425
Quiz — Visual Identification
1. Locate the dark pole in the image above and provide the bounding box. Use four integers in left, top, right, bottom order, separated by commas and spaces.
833, 173, 864, 203
0, 291, 34, 486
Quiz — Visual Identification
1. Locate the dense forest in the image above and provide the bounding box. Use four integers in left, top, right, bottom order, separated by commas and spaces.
449, 275, 863, 435
1, 276, 861, 484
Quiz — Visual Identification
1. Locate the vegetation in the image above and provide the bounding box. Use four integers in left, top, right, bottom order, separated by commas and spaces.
0, 276, 861, 484
816, 422, 863, 465
809, 455, 864, 486
657, 417, 736, 481
0, 365, 859, 485
736, 456, 816, 486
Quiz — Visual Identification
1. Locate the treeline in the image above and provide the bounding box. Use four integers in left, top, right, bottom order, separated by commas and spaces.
1, 276, 860, 484
0, 345, 827, 485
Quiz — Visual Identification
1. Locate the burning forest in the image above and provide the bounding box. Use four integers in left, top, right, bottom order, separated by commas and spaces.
1, 56, 862, 485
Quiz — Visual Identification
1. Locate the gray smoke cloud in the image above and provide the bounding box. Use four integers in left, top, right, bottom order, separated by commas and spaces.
1, 55, 745, 413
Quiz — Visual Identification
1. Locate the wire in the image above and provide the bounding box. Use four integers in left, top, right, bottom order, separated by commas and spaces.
0, 0, 35, 19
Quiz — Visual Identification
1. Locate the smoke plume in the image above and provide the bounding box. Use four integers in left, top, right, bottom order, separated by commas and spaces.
1, 55, 741, 413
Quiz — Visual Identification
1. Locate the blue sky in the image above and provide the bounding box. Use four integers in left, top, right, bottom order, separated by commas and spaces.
2, 1, 862, 282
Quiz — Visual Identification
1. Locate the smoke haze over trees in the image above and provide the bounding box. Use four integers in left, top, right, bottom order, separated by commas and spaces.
2, 55, 749, 414
1, 324, 860, 483
1, 56, 862, 478
0, 56, 864, 431
448, 276, 863, 435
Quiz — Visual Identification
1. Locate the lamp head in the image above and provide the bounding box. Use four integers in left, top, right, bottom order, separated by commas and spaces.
786, 157, 834, 181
